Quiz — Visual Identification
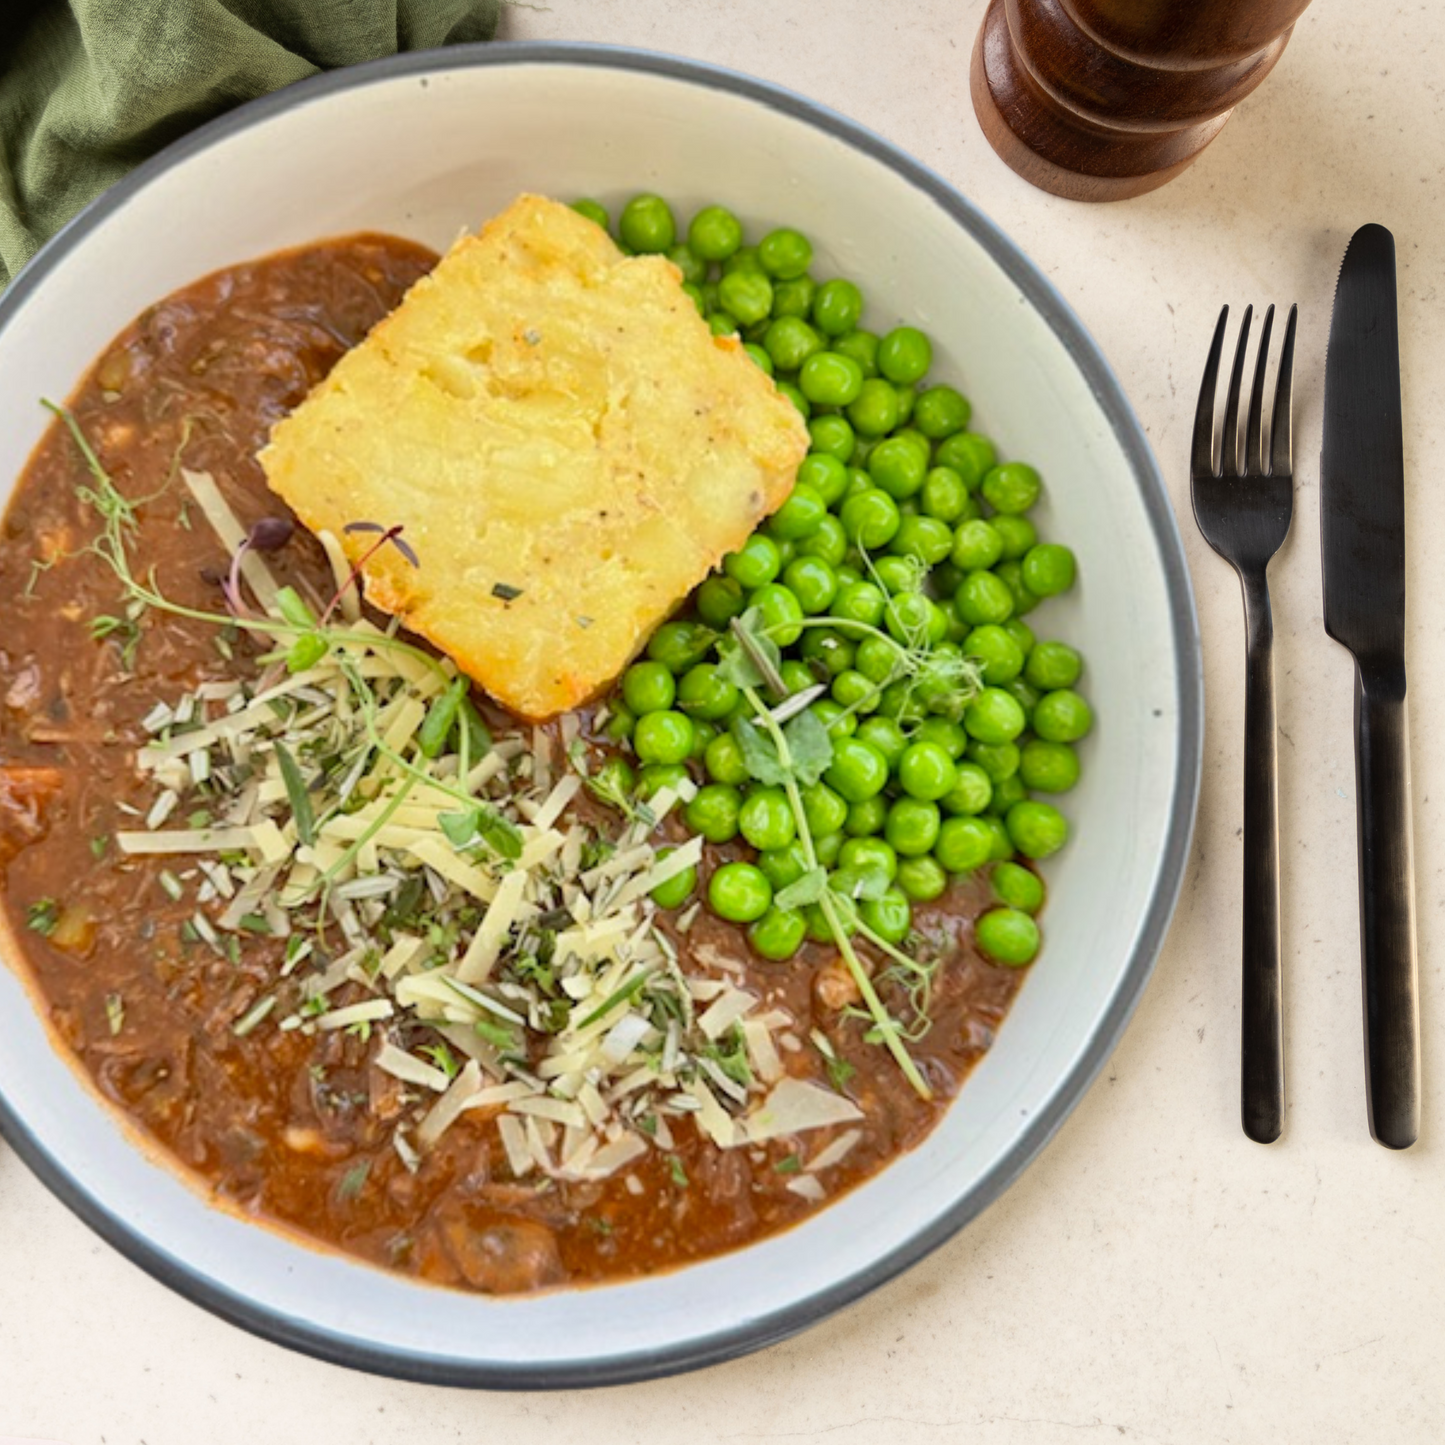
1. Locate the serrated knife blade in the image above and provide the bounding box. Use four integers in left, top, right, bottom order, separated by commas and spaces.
1320, 222, 1419, 1149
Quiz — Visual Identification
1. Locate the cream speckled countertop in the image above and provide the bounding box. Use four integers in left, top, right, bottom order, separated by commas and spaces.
3, 1, 1443, 1440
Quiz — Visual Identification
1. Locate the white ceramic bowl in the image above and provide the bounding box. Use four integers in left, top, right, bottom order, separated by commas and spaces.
0, 44, 1200, 1386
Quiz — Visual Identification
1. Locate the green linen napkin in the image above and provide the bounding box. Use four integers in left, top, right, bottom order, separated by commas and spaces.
0, 0, 501, 287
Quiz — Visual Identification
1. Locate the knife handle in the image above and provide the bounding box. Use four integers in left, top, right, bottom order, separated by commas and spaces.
1240, 570, 1284, 1143
1353, 661, 1420, 1148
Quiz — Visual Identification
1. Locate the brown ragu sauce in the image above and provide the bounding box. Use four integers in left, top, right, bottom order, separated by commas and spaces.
0, 237, 1025, 1293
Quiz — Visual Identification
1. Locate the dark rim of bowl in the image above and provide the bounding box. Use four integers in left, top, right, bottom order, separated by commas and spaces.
0, 40, 1203, 1392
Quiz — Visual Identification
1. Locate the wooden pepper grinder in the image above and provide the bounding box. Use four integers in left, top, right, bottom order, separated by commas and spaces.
970, 0, 1313, 201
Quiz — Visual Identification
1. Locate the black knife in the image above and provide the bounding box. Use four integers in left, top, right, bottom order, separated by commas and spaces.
1321, 222, 1420, 1149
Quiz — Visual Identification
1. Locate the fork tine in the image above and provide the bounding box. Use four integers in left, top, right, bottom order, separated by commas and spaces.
1244, 304, 1275, 475
1192, 305, 1229, 477
1269, 303, 1298, 477
1220, 304, 1253, 478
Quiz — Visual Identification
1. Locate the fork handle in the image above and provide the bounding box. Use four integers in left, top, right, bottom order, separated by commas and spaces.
1240, 569, 1284, 1143
1353, 661, 1420, 1149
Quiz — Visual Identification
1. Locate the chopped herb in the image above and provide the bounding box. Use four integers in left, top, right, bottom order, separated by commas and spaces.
473, 1016, 518, 1051
826, 1055, 857, 1093
419, 1041, 460, 1079
773, 1154, 802, 1174
89, 834, 109, 860
336, 1160, 371, 1201
491, 581, 523, 602
238, 912, 271, 934
25, 899, 59, 936
636, 1113, 659, 1137
232, 995, 276, 1037
273, 740, 316, 846
668, 1155, 689, 1188
584, 1215, 613, 1235
575, 615, 593, 629
576, 970, 651, 1029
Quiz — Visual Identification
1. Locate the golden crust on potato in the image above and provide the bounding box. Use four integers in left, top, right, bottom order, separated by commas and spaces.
260, 194, 808, 720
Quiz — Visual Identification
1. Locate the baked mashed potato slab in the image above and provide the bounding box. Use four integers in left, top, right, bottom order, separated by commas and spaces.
260, 194, 809, 720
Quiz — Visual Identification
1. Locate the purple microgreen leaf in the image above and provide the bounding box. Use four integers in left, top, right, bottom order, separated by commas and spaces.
343, 520, 386, 535
247, 516, 294, 552
388, 532, 420, 568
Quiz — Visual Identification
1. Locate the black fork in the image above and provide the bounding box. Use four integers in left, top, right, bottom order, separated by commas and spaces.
1190, 302, 1298, 1144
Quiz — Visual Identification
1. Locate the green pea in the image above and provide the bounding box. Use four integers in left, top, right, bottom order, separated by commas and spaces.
826, 736, 890, 802
757, 840, 810, 892
935, 815, 994, 874
965, 624, 1025, 684
939, 597, 971, 645
1024, 640, 1082, 692
894, 741, 955, 802
570, 198, 610, 230
844, 795, 888, 837
651, 850, 699, 909
724, 533, 782, 589
1019, 739, 1080, 794
807, 415, 856, 465
890, 515, 954, 566
812, 279, 864, 337
718, 270, 773, 326
967, 740, 1020, 783
999, 615, 1034, 656
797, 514, 848, 569
982, 462, 1042, 515
800, 781, 850, 837
1022, 543, 1077, 598
782, 659, 817, 694
884, 592, 946, 647
1006, 800, 1069, 859
685, 204, 742, 260
604, 702, 637, 743
885, 796, 942, 857
1004, 676, 1040, 717
798, 351, 865, 408
724, 245, 764, 275
743, 341, 774, 374
707, 311, 738, 338
963, 687, 1027, 746
893, 388, 918, 429
592, 755, 637, 805
638, 762, 689, 799
690, 719, 719, 760
815, 830, 845, 866
800, 626, 853, 676
783, 558, 841, 620
839, 835, 899, 882
750, 581, 805, 646
634, 709, 695, 765
975, 907, 1040, 965
804, 900, 853, 943
850, 640, 896, 691
758, 227, 813, 279
686, 783, 743, 843
827, 669, 875, 713
833, 580, 887, 631
833, 329, 879, 378
847, 377, 901, 437
983, 814, 1016, 861
952, 519, 1004, 573
991, 861, 1044, 915
873, 554, 921, 594
676, 663, 739, 722
913, 385, 971, 439
704, 732, 750, 787
934, 432, 996, 490
709, 861, 774, 923
696, 574, 746, 630
990, 774, 1028, 814
992, 514, 1037, 561
920, 466, 970, 523
860, 887, 912, 945
941, 761, 993, 815
897, 855, 948, 903
768, 484, 827, 543
749, 907, 808, 961
955, 570, 1015, 627
648, 619, 718, 674
738, 786, 796, 851
849, 716, 903, 770
622, 660, 676, 715
765, 316, 823, 372
875, 326, 932, 385
665, 243, 707, 287
619, 193, 676, 253
867, 437, 927, 499
1033, 689, 1093, 743
840, 488, 901, 550
773, 275, 817, 320
778, 380, 811, 418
